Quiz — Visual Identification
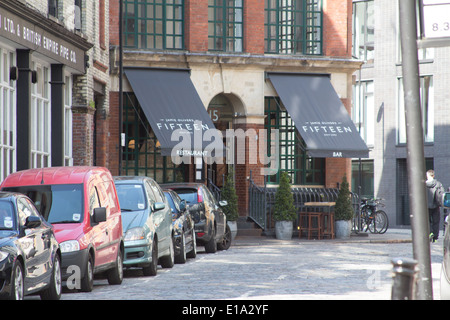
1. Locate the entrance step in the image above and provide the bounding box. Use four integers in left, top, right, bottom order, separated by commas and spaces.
236, 216, 262, 237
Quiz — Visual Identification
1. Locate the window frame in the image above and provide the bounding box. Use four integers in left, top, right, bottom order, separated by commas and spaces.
208, 0, 244, 52
123, 0, 185, 50
397, 75, 434, 145
31, 60, 51, 169
352, 0, 374, 63
122, 93, 184, 183
265, 0, 323, 55
264, 97, 325, 185
0, 47, 16, 182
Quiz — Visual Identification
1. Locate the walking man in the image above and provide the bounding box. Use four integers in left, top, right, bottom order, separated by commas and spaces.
426, 169, 444, 242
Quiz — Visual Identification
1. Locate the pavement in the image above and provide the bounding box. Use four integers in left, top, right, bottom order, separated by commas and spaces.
233, 227, 414, 246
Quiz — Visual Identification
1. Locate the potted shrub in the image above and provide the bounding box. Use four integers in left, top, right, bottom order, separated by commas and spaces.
334, 174, 355, 239
273, 171, 296, 240
221, 168, 239, 240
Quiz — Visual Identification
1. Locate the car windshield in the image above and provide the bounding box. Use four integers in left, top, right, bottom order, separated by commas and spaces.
0, 200, 15, 230
3, 184, 83, 224
172, 189, 198, 204
115, 184, 147, 211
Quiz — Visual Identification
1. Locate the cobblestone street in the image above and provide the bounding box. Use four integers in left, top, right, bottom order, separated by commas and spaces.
60, 229, 443, 301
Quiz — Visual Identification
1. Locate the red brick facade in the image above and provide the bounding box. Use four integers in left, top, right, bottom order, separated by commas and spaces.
108, 92, 120, 175
72, 106, 95, 166
105, 0, 355, 211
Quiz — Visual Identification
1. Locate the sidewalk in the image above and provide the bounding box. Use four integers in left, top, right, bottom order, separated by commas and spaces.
233, 227, 413, 246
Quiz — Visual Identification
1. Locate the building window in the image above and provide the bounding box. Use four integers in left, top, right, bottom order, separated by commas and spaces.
352, 80, 374, 146
122, 93, 184, 183
64, 75, 73, 166
123, 0, 184, 50
396, 1, 434, 62
0, 49, 16, 182
208, 0, 243, 52
265, 0, 322, 55
265, 97, 324, 185
352, 0, 374, 63
397, 75, 434, 144
49, 0, 59, 18
351, 160, 374, 199
75, 0, 82, 32
31, 62, 51, 168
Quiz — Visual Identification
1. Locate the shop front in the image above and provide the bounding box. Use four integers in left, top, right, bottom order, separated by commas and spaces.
113, 51, 369, 217
0, 1, 91, 182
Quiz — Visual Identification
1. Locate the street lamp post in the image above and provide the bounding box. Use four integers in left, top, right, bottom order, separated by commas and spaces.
398, 0, 433, 300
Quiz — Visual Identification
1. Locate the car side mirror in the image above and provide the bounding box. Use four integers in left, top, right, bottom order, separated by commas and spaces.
219, 200, 228, 207
24, 216, 41, 229
444, 192, 450, 208
154, 202, 165, 211
93, 207, 107, 224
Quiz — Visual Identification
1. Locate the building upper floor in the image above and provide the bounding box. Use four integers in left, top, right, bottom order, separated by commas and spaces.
110, 0, 354, 60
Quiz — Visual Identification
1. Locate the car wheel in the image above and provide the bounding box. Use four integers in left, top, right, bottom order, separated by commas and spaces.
107, 249, 123, 285
80, 254, 94, 292
441, 263, 450, 299
204, 226, 217, 253
217, 224, 232, 251
10, 260, 24, 300
187, 229, 197, 259
160, 236, 175, 268
40, 254, 62, 300
143, 239, 158, 276
175, 232, 187, 264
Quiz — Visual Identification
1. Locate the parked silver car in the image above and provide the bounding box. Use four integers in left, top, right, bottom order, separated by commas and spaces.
114, 177, 174, 276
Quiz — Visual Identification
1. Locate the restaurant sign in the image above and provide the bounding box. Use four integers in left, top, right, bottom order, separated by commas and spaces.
0, 7, 86, 73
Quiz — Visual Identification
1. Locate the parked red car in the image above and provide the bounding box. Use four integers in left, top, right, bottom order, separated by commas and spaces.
1, 167, 124, 292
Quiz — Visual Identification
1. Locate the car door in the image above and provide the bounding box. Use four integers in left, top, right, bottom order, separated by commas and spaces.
17, 197, 52, 290
203, 187, 225, 240
147, 180, 170, 253
88, 182, 109, 267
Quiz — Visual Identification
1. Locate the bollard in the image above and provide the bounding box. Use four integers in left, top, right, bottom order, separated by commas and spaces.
391, 257, 418, 300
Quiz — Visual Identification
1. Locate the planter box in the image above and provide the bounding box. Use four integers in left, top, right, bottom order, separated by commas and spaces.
275, 220, 293, 240
335, 220, 352, 239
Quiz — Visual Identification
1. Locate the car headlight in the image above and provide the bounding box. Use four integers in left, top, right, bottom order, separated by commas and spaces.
124, 227, 145, 241
60, 240, 80, 253
0, 251, 9, 263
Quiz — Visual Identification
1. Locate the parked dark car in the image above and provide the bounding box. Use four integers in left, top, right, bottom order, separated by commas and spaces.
114, 176, 174, 276
0, 192, 61, 300
162, 183, 231, 253
164, 189, 196, 263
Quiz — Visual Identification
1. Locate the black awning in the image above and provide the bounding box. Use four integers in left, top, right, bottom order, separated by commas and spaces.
268, 73, 369, 158
124, 68, 223, 158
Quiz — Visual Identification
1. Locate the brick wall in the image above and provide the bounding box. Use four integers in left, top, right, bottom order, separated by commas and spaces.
72, 106, 95, 166
323, 0, 352, 58
234, 123, 265, 216
108, 92, 120, 175
243, 0, 265, 54
185, 0, 208, 52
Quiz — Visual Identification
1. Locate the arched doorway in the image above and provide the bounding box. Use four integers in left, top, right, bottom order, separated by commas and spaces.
206, 93, 241, 187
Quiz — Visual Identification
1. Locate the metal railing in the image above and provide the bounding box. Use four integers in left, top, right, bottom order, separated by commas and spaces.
248, 170, 361, 232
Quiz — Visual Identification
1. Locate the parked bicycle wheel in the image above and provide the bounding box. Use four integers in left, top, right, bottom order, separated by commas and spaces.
360, 208, 376, 233
374, 210, 389, 234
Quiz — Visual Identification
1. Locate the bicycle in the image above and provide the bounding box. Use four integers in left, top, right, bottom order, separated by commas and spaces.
359, 198, 389, 234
